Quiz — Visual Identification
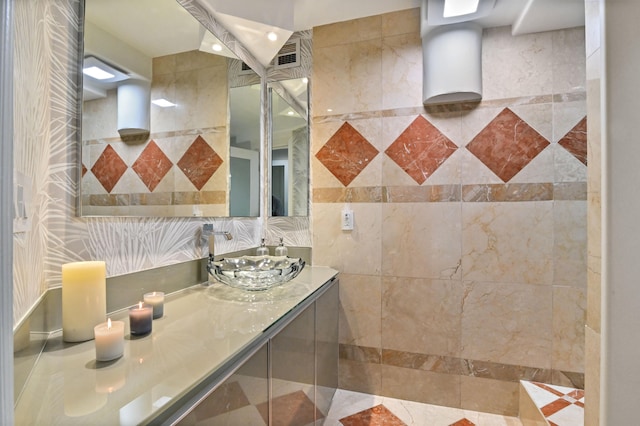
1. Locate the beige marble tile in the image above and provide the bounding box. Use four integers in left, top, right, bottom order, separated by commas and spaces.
82, 91, 119, 140
552, 99, 587, 144
586, 78, 601, 193
313, 39, 383, 115
460, 376, 519, 416
381, 277, 461, 357
554, 144, 588, 184
586, 254, 601, 332
587, 191, 601, 259
460, 106, 502, 148
380, 365, 461, 408
339, 359, 382, 396
584, 325, 600, 426
552, 286, 586, 372
461, 202, 554, 285
553, 201, 587, 288
151, 72, 178, 133
482, 27, 553, 101
381, 32, 423, 110
381, 202, 462, 280
510, 102, 553, 143
518, 382, 547, 426
552, 28, 587, 95
313, 15, 382, 49
461, 281, 553, 368
339, 274, 382, 348
459, 149, 504, 185
382, 8, 420, 37
510, 146, 554, 184
312, 203, 382, 275
584, 0, 601, 59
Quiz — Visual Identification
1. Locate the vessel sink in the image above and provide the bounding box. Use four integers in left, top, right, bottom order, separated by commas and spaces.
207, 255, 305, 291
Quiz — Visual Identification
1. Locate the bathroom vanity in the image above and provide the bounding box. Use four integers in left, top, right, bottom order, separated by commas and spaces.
13, 266, 338, 425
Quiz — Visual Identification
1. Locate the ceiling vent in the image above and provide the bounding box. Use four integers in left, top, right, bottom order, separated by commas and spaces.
238, 61, 255, 75
271, 38, 300, 69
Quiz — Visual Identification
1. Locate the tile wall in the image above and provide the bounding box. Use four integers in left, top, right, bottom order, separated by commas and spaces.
311, 9, 587, 416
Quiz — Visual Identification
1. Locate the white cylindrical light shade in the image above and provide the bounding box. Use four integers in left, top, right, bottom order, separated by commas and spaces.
117, 80, 150, 136
422, 22, 482, 105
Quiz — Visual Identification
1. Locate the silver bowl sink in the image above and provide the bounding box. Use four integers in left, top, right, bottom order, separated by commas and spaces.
207, 255, 305, 291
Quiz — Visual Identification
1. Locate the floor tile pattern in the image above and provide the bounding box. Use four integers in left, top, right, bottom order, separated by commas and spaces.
466, 108, 550, 182
256, 389, 322, 426
385, 115, 458, 185
91, 144, 128, 193
176, 135, 223, 190
340, 404, 407, 425
131, 140, 173, 191
520, 381, 584, 426
558, 117, 587, 165
316, 122, 380, 186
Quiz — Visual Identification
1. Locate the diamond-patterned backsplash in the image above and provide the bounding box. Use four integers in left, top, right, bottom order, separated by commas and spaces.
316, 110, 587, 187
85, 135, 224, 193
385, 115, 457, 185
315, 122, 379, 186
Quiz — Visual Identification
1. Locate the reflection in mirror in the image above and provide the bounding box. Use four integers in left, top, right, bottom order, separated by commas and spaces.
80, 0, 260, 217
269, 78, 309, 217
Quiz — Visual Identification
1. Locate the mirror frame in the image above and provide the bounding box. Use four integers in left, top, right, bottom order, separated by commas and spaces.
77, 0, 267, 218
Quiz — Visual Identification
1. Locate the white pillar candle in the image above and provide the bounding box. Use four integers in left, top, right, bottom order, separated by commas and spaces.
62, 261, 107, 342
143, 292, 164, 319
94, 318, 124, 362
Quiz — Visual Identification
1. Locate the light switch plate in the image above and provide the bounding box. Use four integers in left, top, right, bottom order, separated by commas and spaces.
341, 208, 354, 231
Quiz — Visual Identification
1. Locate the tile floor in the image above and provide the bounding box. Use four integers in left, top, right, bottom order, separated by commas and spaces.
520, 381, 584, 426
325, 389, 523, 426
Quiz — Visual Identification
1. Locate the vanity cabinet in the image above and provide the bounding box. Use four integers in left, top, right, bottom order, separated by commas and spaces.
172, 278, 339, 425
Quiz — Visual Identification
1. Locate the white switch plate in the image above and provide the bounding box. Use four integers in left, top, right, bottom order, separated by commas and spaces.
341, 209, 354, 231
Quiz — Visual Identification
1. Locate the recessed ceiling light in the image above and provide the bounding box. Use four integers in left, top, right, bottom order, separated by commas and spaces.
212, 43, 223, 52
152, 98, 177, 108
302, 77, 309, 84
267, 32, 278, 41
83, 66, 115, 80
287, 111, 294, 116
443, 0, 480, 17
327, 108, 333, 112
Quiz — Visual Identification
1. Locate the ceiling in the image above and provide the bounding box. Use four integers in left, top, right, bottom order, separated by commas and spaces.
86, 0, 585, 70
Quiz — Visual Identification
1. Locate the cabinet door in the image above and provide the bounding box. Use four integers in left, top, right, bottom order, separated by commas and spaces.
270, 303, 317, 425
177, 343, 269, 425
315, 280, 339, 419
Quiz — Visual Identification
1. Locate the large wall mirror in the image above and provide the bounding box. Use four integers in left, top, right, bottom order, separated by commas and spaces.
269, 78, 309, 217
80, 0, 261, 217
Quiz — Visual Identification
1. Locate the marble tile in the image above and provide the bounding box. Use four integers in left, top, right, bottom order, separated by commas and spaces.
341, 344, 382, 364
381, 365, 461, 408
339, 404, 406, 426
460, 281, 553, 368
552, 287, 586, 373
384, 185, 461, 203
91, 144, 128, 193
381, 277, 461, 357
131, 140, 173, 192
553, 182, 587, 201
312, 203, 382, 275
382, 8, 420, 37
461, 202, 554, 285
382, 32, 423, 110
385, 116, 458, 185
482, 27, 553, 101
316, 122, 380, 186
555, 141, 587, 186
584, 326, 600, 426
553, 201, 587, 288
314, 15, 382, 48
461, 183, 553, 203
466, 108, 550, 183
460, 376, 519, 416
312, 39, 383, 115
382, 202, 462, 280
256, 390, 321, 426
551, 28, 587, 95
339, 359, 382, 396
313, 187, 383, 203
176, 135, 223, 190
586, 252, 601, 332
558, 117, 587, 165
338, 274, 382, 348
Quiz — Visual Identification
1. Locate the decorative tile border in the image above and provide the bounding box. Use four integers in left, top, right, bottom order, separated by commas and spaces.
313, 182, 586, 203
84, 190, 226, 207
339, 344, 585, 389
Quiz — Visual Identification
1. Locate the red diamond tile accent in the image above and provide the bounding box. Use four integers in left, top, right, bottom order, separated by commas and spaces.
340, 404, 406, 426
132, 140, 173, 192
82, 163, 87, 177
466, 108, 550, 182
257, 390, 323, 426
449, 419, 476, 426
385, 115, 457, 185
316, 122, 379, 187
91, 145, 128, 193
558, 117, 587, 165
177, 135, 223, 190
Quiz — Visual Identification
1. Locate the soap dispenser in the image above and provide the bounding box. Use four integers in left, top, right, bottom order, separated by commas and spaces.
256, 238, 269, 256
275, 237, 288, 257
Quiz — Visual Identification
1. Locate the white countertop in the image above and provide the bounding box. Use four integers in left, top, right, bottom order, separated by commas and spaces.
14, 266, 338, 425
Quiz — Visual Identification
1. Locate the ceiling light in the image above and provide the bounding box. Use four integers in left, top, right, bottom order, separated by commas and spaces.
302, 77, 309, 84
152, 99, 177, 108
267, 32, 278, 41
212, 43, 223, 52
443, 0, 479, 17
83, 66, 115, 80
287, 111, 294, 116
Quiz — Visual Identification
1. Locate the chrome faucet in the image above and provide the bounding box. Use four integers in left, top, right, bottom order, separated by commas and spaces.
202, 224, 232, 283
